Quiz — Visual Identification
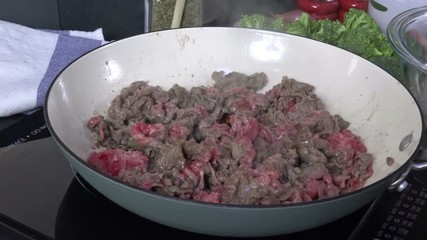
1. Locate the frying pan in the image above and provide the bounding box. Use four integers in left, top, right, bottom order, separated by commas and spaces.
44, 27, 424, 237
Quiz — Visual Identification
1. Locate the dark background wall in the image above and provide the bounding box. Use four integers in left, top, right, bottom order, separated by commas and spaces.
0, 0, 60, 29
0, 0, 146, 40
0, 0, 296, 40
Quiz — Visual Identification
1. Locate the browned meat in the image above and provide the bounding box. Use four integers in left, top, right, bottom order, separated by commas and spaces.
86, 71, 374, 205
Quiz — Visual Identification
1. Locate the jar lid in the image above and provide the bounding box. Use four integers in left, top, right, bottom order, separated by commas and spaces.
387, 6, 427, 74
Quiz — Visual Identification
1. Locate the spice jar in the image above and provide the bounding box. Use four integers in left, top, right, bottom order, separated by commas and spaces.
148, 0, 203, 31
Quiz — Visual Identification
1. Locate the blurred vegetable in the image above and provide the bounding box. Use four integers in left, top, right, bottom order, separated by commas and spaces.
369, 55, 403, 81
335, 26, 393, 59
336, 7, 394, 60
275, 9, 304, 23
235, 8, 403, 81
339, 0, 368, 11
297, 0, 339, 14
338, 0, 368, 22
338, 9, 347, 22
235, 14, 286, 32
295, 0, 368, 21
311, 12, 338, 20
296, 0, 339, 20
286, 13, 346, 44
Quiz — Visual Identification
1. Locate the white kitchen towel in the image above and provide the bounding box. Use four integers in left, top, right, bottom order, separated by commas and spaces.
0, 20, 107, 117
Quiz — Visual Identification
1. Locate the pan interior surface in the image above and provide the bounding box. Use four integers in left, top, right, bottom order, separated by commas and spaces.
45, 27, 423, 236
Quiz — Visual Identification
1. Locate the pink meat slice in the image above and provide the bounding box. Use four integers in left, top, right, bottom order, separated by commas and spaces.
87, 149, 149, 177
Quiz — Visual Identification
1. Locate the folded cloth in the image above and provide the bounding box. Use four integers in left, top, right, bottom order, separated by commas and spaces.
0, 20, 107, 117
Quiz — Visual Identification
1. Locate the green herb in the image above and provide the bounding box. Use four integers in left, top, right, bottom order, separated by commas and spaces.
235, 9, 403, 81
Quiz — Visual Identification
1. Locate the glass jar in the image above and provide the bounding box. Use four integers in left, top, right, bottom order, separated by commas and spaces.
387, 6, 427, 124
147, 0, 203, 32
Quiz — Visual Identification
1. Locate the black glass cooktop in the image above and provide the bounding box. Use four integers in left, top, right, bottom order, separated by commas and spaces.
1, 108, 426, 240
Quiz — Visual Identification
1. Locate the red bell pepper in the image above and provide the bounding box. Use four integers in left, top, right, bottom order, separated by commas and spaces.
338, 9, 348, 22
297, 0, 340, 15
311, 12, 339, 20
339, 0, 368, 11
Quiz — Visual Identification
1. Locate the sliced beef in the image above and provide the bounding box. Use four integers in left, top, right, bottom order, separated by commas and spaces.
87, 149, 149, 177
212, 71, 268, 91
86, 71, 374, 206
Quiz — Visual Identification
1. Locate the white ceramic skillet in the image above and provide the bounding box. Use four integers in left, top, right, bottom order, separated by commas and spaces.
44, 27, 424, 237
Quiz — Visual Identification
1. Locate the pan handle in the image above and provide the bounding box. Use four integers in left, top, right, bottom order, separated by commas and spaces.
388, 147, 427, 192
